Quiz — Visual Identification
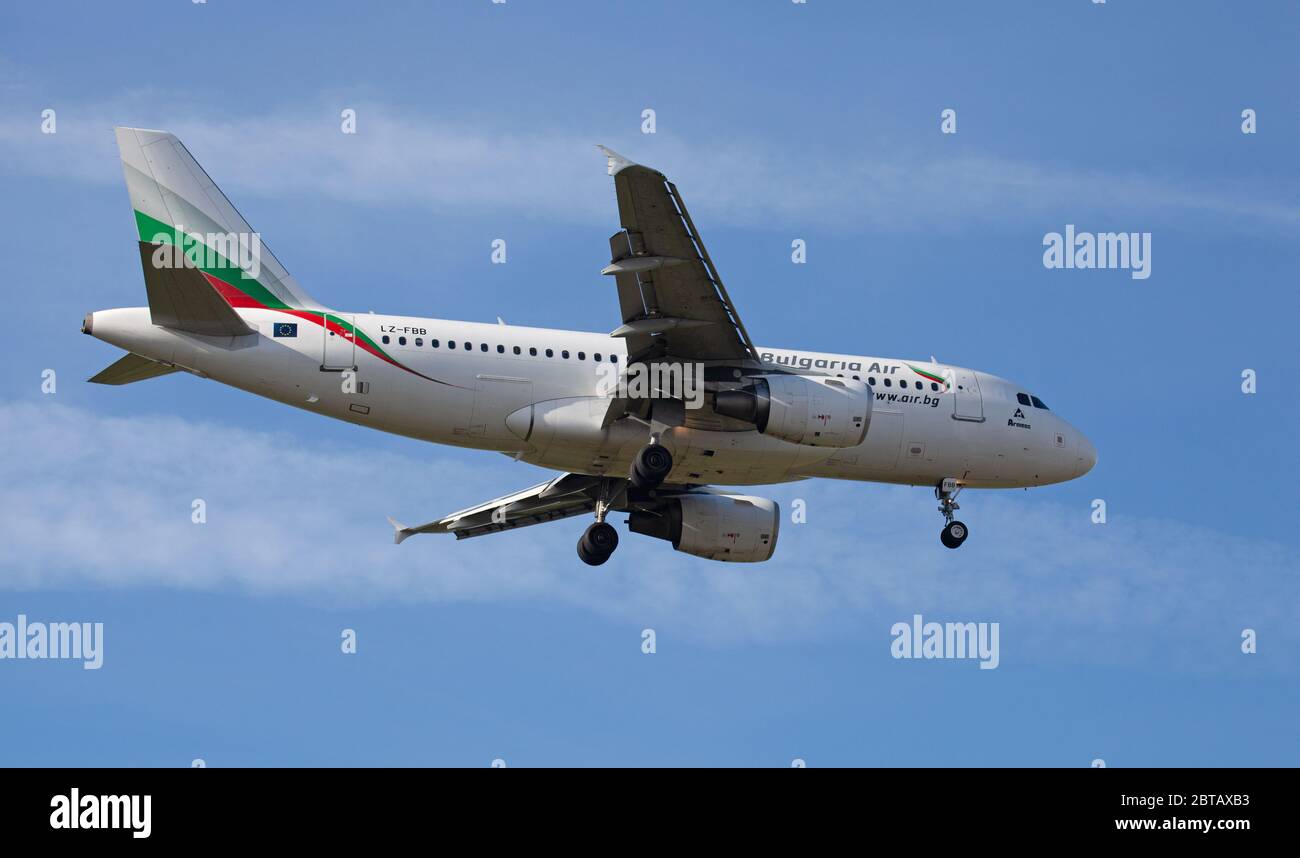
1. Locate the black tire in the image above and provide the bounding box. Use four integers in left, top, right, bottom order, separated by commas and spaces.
941, 520, 968, 549
578, 522, 618, 566
577, 539, 610, 566
632, 444, 673, 488
581, 521, 619, 555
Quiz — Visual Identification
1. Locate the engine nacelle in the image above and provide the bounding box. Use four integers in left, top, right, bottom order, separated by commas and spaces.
713, 374, 871, 448
628, 493, 780, 563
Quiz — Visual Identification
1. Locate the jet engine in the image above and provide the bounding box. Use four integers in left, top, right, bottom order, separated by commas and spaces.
628, 493, 780, 562
713, 374, 871, 448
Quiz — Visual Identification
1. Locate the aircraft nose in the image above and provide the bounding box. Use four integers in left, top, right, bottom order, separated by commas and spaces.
1075, 433, 1097, 477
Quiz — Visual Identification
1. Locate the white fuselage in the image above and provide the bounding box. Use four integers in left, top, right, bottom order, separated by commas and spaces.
85, 306, 1096, 490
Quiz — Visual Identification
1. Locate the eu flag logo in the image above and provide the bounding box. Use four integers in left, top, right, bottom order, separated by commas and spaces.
273, 322, 298, 338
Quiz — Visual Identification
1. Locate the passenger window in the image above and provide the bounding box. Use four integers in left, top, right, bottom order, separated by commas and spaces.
562, 350, 570, 359
546, 349, 554, 358
464, 342, 472, 351
884, 378, 892, 387
578, 352, 585, 360
513, 346, 521, 355
1016, 393, 1032, 406
594, 353, 602, 362
610, 355, 618, 363
480, 343, 488, 352
529, 347, 537, 356
414, 337, 423, 347
447, 341, 455, 349
852, 375, 859, 380
1031, 395, 1049, 410
497, 345, 505, 354
931, 382, 939, 391
382, 335, 390, 345
398, 336, 407, 346
900, 380, 908, 388
867, 376, 875, 386
431, 339, 439, 348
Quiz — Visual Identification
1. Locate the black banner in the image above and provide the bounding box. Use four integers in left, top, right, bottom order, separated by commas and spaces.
0, 767, 1280, 844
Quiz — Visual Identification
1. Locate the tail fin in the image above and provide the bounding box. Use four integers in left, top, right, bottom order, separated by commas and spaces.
114, 127, 326, 314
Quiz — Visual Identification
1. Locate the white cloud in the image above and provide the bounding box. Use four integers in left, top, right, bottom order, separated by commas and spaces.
2, 97, 1297, 232
2, 399, 1294, 675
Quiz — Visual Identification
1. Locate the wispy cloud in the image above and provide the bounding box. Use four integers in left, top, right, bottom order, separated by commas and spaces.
3, 399, 1294, 674
2, 95, 1297, 232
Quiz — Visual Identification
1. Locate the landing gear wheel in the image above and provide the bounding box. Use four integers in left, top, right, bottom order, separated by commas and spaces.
630, 443, 673, 489
582, 521, 619, 555
577, 521, 619, 566
940, 520, 968, 549
934, 479, 968, 549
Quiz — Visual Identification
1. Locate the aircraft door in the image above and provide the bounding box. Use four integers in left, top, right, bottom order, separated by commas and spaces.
951, 368, 984, 422
322, 313, 356, 370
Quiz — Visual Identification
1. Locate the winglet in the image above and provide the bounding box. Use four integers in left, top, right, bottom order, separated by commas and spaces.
386, 516, 413, 545
596, 145, 636, 176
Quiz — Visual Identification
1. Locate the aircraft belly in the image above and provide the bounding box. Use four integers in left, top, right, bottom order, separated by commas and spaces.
517, 423, 822, 486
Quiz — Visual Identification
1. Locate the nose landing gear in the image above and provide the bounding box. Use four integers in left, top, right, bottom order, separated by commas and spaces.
936, 479, 969, 549
940, 520, 968, 549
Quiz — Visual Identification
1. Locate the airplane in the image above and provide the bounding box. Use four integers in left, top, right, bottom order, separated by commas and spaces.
84, 127, 1096, 565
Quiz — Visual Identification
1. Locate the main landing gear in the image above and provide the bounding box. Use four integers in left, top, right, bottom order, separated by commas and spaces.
578, 440, 675, 566
578, 520, 619, 566
936, 478, 969, 549
578, 484, 619, 566
630, 441, 673, 489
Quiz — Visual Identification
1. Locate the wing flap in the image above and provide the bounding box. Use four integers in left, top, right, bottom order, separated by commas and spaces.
389, 474, 601, 543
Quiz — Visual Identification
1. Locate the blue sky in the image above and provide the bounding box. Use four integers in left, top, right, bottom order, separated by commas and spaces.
1, 0, 1297, 766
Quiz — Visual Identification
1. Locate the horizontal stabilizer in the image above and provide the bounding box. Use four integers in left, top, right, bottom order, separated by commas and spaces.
387, 516, 414, 545
88, 352, 180, 385
138, 242, 255, 337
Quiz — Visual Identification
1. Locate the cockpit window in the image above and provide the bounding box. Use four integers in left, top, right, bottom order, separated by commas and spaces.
1030, 395, 1049, 410
1016, 392, 1032, 406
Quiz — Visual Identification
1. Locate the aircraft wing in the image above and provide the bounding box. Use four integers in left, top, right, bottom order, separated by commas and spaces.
388, 473, 606, 543
597, 146, 760, 366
